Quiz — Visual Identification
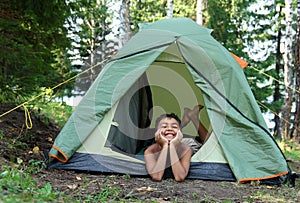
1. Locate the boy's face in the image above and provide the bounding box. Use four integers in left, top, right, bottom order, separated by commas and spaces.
157, 117, 180, 142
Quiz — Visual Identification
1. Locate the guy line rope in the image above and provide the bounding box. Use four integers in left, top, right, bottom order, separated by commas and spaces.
249, 66, 300, 134
0, 59, 299, 132
0, 58, 108, 129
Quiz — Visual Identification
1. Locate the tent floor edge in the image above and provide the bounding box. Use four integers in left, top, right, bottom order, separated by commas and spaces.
188, 162, 236, 181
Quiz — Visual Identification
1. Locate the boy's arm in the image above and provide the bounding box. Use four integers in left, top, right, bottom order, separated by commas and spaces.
169, 144, 192, 182
144, 144, 168, 181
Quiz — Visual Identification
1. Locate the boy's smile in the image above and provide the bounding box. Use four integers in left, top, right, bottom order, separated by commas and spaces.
157, 118, 180, 142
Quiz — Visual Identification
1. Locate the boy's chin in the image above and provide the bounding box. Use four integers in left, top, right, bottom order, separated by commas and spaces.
166, 138, 174, 142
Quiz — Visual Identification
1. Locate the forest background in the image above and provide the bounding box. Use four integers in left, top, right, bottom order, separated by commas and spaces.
1, 0, 300, 142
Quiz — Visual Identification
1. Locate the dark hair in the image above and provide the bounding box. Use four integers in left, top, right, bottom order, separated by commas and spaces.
155, 113, 181, 129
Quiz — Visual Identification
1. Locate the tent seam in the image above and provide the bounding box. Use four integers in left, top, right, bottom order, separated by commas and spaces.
175, 41, 272, 137
108, 42, 175, 63
176, 40, 291, 176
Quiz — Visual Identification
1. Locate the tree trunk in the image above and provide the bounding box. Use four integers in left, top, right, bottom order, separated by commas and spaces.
280, 0, 294, 140
90, 15, 96, 83
273, 14, 282, 139
119, 0, 131, 46
167, 0, 173, 18
196, 0, 202, 25
292, 0, 300, 140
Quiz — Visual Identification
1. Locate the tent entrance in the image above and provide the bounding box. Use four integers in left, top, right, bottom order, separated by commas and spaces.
105, 43, 228, 163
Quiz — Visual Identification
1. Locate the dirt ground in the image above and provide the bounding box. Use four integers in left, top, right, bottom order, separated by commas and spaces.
0, 103, 300, 202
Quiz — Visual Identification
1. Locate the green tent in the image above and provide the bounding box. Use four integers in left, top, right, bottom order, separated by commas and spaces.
49, 18, 290, 184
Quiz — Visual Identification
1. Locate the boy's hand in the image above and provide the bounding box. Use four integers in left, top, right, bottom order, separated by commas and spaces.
170, 130, 183, 146
155, 129, 168, 147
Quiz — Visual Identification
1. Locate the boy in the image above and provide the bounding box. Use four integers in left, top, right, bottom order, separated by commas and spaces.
144, 105, 208, 182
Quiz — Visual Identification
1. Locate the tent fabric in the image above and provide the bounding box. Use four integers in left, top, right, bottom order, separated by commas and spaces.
49, 17, 289, 183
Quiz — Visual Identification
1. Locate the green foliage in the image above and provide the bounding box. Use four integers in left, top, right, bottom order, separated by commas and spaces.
279, 140, 300, 162
0, 0, 74, 103
130, 0, 166, 31
94, 185, 121, 201
130, 0, 196, 31
122, 174, 131, 179
173, 0, 197, 19
29, 99, 74, 127
206, 0, 251, 51
0, 130, 4, 139
0, 166, 59, 202
68, 0, 113, 54
67, 0, 116, 95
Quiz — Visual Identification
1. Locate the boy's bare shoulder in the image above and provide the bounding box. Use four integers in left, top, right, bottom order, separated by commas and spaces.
144, 143, 161, 154
178, 142, 192, 153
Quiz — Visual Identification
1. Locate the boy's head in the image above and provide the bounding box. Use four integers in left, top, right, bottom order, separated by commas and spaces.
155, 113, 181, 129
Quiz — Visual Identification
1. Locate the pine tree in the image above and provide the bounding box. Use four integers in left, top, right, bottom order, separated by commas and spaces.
0, 0, 72, 102
67, 0, 117, 95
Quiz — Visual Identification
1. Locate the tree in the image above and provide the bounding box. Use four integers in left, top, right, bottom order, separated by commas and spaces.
292, 0, 300, 139
67, 0, 117, 95
205, 0, 264, 99
130, 0, 166, 31
119, 0, 132, 46
167, 0, 174, 18
130, 0, 196, 31
280, 0, 294, 140
196, 0, 203, 25
273, 5, 284, 139
204, 0, 293, 137
0, 0, 73, 102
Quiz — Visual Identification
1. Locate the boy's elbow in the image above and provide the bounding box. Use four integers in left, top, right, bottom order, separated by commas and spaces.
174, 175, 185, 182
174, 171, 188, 182
150, 174, 163, 182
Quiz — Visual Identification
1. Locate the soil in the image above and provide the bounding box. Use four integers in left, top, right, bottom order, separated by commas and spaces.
0, 103, 300, 202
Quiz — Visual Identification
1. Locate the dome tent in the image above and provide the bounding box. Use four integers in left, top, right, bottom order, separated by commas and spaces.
49, 18, 290, 184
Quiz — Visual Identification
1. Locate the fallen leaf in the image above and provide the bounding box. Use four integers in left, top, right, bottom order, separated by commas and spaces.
67, 184, 77, 190
33, 146, 40, 154
146, 186, 155, 192
135, 186, 155, 192
162, 197, 171, 201
136, 187, 147, 191
17, 157, 23, 164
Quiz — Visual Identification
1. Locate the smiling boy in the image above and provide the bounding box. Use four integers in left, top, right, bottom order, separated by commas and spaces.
144, 113, 193, 182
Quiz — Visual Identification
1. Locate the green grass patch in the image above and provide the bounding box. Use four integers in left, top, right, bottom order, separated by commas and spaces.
0, 166, 66, 203
30, 100, 74, 127
278, 140, 300, 162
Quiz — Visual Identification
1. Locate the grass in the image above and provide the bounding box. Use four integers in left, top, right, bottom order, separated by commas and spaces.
30, 100, 74, 127
0, 165, 128, 203
0, 166, 64, 203
278, 139, 300, 161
